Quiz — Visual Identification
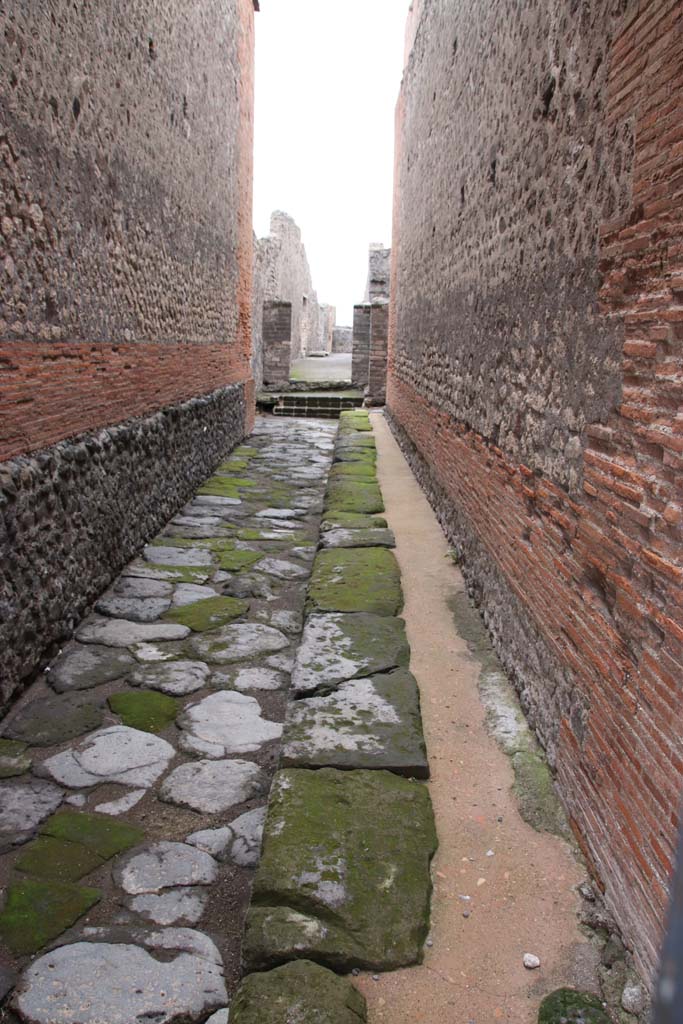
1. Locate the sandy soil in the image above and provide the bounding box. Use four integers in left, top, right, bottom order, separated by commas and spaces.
355, 412, 600, 1024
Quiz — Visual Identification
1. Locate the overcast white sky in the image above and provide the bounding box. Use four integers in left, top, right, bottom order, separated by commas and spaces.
253, 1, 410, 326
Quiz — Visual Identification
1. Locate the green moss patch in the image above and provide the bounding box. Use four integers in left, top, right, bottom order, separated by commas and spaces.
324, 478, 384, 515
244, 768, 437, 972
339, 411, 372, 432
164, 595, 249, 631
512, 751, 571, 839
108, 690, 178, 733
329, 463, 377, 480
219, 549, 263, 572
41, 810, 143, 860
217, 458, 249, 472
197, 478, 242, 499
0, 877, 101, 955
234, 446, 259, 458
307, 547, 402, 617
320, 513, 388, 532
15, 836, 104, 882
538, 989, 609, 1024
231, 961, 367, 1024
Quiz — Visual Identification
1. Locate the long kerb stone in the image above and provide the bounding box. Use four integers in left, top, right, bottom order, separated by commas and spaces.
244, 768, 437, 972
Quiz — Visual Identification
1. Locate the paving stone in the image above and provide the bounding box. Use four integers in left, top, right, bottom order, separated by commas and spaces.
40, 810, 144, 859
266, 653, 295, 673
187, 807, 267, 868
164, 595, 249, 631
256, 507, 304, 519
206, 1010, 230, 1024
114, 841, 218, 894
0, 738, 31, 778
144, 545, 213, 567
110, 577, 174, 599
95, 789, 146, 815
76, 616, 191, 647
129, 660, 211, 695
320, 528, 395, 549
306, 547, 402, 617
15, 836, 105, 882
0, 879, 101, 956
4, 693, 104, 747
13, 940, 227, 1024
194, 494, 242, 506
177, 692, 282, 756
213, 666, 286, 691
281, 669, 429, 778
231, 960, 367, 1024
95, 594, 171, 622
108, 691, 178, 733
220, 572, 273, 599
130, 641, 188, 663
42, 726, 175, 789
292, 613, 410, 696
143, 927, 222, 964
160, 759, 267, 814
48, 644, 135, 693
172, 583, 217, 607
320, 513, 388, 532
128, 888, 209, 925
254, 607, 303, 635
190, 623, 290, 665
257, 558, 309, 580
0, 778, 63, 850
124, 561, 211, 584
244, 768, 437, 972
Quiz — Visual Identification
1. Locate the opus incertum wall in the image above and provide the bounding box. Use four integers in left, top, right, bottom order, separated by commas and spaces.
387, 0, 683, 982
0, 0, 257, 705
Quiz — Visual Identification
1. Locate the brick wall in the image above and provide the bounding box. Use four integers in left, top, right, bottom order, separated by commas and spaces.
262, 301, 293, 386
367, 301, 389, 406
388, 0, 683, 982
352, 303, 371, 388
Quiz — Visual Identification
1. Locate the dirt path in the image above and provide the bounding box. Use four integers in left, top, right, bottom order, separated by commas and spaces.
356, 412, 599, 1024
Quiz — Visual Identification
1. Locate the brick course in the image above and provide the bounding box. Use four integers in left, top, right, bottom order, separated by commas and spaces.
388, 0, 683, 981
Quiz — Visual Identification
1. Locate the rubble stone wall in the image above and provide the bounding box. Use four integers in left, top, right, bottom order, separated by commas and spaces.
388, 0, 683, 981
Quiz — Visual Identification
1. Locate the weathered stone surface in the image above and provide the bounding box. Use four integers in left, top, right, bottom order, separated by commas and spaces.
320, 528, 395, 549
76, 617, 191, 648
130, 641, 189, 663
41, 810, 143, 859
114, 842, 218, 894
160, 759, 267, 814
48, 644, 135, 693
324, 478, 384, 515
187, 806, 267, 868
213, 666, 286, 691
282, 670, 428, 778
244, 768, 437, 971
95, 594, 171, 622
190, 623, 290, 664
205, 1010, 230, 1024
15, 836, 105, 882
320, 513, 387, 532
42, 727, 175, 789
164, 595, 249, 631
172, 584, 218, 607
257, 558, 309, 580
95, 789, 146, 816
144, 545, 213, 567
0, 778, 64, 850
306, 549, 402, 617
0, 739, 31, 778
128, 888, 209, 925
177, 692, 282, 756
4, 694, 104, 747
231, 960, 367, 1024
0, 879, 101, 956
108, 691, 178, 733
221, 572, 273, 599
292, 613, 410, 695
538, 989, 610, 1024
124, 561, 211, 585
13, 940, 227, 1023
111, 577, 174, 599
129, 660, 211, 696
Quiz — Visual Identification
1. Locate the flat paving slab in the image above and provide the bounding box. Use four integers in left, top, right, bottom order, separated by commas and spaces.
306, 547, 403, 617
244, 768, 437, 972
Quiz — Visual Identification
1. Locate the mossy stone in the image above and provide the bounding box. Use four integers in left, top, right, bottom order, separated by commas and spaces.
0, 739, 31, 778
219, 549, 263, 572
108, 690, 178, 733
163, 595, 249, 631
234, 446, 258, 458
324, 478, 384, 515
5, 695, 103, 748
0, 877, 100, 955
197, 478, 242, 499
321, 513, 388, 531
244, 768, 437, 972
231, 961, 367, 1024
335, 434, 376, 450
329, 463, 377, 480
142, 564, 211, 584
306, 547, 403, 617
217, 458, 250, 472
40, 810, 143, 859
14, 836, 104, 882
512, 751, 571, 838
237, 528, 297, 542
339, 411, 372, 432
538, 989, 609, 1024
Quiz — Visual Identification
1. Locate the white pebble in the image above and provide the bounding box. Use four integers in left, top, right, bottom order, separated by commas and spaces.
523, 953, 541, 970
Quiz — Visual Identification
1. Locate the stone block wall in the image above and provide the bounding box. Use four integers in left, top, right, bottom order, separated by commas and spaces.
364, 245, 392, 302
0, 0, 256, 705
332, 326, 353, 354
388, 0, 683, 982
351, 304, 372, 388
262, 301, 293, 386
308, 303, 336, 356
367, 301, 389, 406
